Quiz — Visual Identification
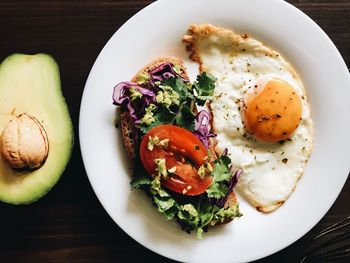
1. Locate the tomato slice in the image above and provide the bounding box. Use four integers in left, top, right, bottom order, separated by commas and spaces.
140, 125, 213, 195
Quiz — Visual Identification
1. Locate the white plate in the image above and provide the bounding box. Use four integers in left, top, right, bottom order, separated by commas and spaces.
79, 0, 350, 262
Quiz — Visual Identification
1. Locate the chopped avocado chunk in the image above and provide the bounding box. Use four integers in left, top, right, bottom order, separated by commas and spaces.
167, 166, 176, 174
147, 135, 169, 151
129, 86, 142, 101
211, 204, 242, 225
173, 64, 182, 75
150, 174, 169, 197
148, 135, 159, 151
198, 162, 213, 179
198, 165, 206, 179
156, 85, 180, 107
150, 175, 162, 196
158, 138, 169, 148
205, 162, 213, 172
0, 53, 73, 205
140, 103, 157, 126
154, 158, 168, 179
136, 73, 150, 85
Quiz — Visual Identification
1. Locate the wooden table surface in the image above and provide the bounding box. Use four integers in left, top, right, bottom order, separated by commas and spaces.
0, 0, 349, 262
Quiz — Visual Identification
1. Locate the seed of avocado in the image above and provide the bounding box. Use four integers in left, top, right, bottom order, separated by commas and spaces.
0, 53, 74, 205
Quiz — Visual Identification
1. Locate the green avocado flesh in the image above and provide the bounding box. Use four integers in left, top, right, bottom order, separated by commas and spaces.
0, 53, 73, 204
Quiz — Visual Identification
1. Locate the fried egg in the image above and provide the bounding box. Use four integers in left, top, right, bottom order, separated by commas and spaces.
183, 24, 314, 212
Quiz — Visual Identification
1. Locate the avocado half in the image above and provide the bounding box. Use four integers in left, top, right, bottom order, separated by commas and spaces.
0, 53, 73, 204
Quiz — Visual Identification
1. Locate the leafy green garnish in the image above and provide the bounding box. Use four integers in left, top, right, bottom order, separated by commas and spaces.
193, 72, 216, 106
154, 195, 176, 213
140, 103, 157, 126
140, 101, 195, 133
161, 77, 194, 103
205, 184, 228, 199
174, 103, 195, 131
206, 155, 233, 199
138, 72, 215, 133
183, 204, 199, 217
140, 106, 176, 133
130, 174, 151, 189
130, 170, 242, 239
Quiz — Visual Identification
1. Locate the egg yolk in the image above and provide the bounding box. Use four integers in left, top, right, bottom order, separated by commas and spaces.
244, 78, 302, 142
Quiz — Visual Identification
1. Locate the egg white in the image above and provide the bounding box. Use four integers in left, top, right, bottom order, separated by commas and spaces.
184, 24, 314, 212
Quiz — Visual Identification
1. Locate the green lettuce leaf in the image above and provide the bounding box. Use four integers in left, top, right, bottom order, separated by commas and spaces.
174, 103, 195, 131
154, 195, 176, 212
130, 174, 151, 189
140, 106, 176, 133
161, 77, 194, 103
193, 72, 216, 106
206, 155, 233, 198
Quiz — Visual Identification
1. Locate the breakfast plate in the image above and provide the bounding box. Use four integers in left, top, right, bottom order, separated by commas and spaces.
79, 0, 350, 262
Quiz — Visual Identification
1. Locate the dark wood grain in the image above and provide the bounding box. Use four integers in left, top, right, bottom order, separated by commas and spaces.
0, 0, 348, 262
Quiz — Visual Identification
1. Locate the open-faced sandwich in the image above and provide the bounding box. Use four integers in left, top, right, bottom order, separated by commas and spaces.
112, 57, 242, 238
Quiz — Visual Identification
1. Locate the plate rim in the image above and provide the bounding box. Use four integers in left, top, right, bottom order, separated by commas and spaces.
79, 0, 350, 262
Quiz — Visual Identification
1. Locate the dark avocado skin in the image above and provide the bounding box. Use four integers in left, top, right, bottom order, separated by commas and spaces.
0, 53, 73, 205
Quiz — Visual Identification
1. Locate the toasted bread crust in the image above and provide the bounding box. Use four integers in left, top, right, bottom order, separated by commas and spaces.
120, 111, 136, 160
131, 57, 189, 83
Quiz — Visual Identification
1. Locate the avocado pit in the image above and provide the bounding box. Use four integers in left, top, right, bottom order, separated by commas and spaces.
0, 113, 49, 170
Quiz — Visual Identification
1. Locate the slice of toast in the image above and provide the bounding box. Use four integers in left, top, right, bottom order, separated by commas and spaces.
119, 57, 238, 224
